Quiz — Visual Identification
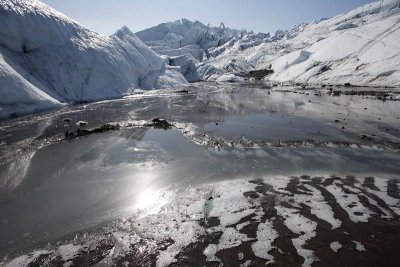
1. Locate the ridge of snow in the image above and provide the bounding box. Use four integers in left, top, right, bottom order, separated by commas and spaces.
0, 0, 187, 120
192, 0, 400, 87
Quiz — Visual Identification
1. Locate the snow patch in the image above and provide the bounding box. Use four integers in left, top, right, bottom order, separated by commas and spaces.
330, 241, 343, 253
276, 206, 317, 267
326, 182, 373, 223
352, 240, 366, 252
251, 220, 278, 263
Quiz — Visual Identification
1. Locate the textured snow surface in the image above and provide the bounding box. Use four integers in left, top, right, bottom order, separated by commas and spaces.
0, 0, 186, 119
326, 182, 373, 223
5, 250, 50, 267
195, 0, 400, 86
330, 241, 343, 253
135, 19, 248, 58
0, 50, 61, 119
3, 175, 400, 266
251, 220, 278, 263
276, 206, 317, 267
352, 240, 367, 252
134, 0, 400, 86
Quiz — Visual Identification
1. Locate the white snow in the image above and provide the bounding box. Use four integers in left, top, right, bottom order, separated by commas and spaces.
56, 244, 82, 263
207, 180, 258, 221
352, 241, 366, 252
4, 250, 50, 267
219, 209, 256, 227
294, 183, 342, 229
216, 73, 243, 83
76, 121, 88, 126
326, 182, 373, 223
264, 176, 291, 194
135, 18, 248, 59
357, 178, 400, 216
0, 0, 187, 119
155, 67, 189, 89
276, 206, 317, 267
4, 175, 398, 266
204, 244, 220, 262
111, 232, 141, 258
218, 227, 252, 250
2, 0, 398, 119
330, 241, 343, 253
168, 54, 199, 82
0, 51, 61, 119
190, 0, 400, 86
251, 220, 278, 263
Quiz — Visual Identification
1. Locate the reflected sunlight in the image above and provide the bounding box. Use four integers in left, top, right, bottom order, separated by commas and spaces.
133, 184, 174, 217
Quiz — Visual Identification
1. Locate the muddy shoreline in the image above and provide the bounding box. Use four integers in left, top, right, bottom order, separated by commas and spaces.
1, 82, 400, 266
3, 175, 399, 266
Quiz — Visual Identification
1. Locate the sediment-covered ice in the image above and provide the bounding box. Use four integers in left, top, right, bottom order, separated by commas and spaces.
3, 175, 399, 266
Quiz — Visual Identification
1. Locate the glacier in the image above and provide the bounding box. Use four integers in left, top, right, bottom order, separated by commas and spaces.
135, 0, 400, 87
202, 0, 400, 86
1, 0, 400, 120
0, 0, 187, 119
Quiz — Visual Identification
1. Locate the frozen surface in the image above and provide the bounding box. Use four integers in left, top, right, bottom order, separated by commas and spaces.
0, 83, 400, 266
0, 0, 187, 119
353, 240, 366, 252
2, 0, 400, 120
2, 168, 400, 266
326, 181, 374, 222
4, 174, 398, 266
276, 206, 317, 267
330, 241, 343, 253
191, 0, 400, 87
251, 220, 278, 263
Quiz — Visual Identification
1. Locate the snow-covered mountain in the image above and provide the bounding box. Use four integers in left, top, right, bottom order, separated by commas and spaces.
0, 0, 187, 119
1, 0, 399, 120
135, 19, 250, 60
131, 19, 270, 82
135, 0, 400, 87
197, 0, 400, 86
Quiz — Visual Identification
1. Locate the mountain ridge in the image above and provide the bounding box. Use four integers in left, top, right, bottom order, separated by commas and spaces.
134, 0, 400, 86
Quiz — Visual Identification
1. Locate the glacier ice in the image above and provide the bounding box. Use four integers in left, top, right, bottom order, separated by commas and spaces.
0, 0, 187, 119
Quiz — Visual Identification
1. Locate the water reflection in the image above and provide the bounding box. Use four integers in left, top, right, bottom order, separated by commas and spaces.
0, 152, 35, 194
0, 83, 400, 257
3, 126, 399, 257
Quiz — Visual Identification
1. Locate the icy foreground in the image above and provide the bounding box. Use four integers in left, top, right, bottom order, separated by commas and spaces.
0, 0, 187, 119
3, 175, 400, 266
1, 83, 400, 266
138, 0, 400, 86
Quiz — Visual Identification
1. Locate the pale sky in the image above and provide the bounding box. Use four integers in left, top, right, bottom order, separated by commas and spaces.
41, 0, 376, 35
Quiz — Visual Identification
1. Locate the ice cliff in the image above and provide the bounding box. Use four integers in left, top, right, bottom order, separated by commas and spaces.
0, 0, 187, 119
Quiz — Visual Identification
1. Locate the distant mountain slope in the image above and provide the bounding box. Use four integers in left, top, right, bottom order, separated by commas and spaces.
133, 19, 268, 81
202, 0, 400, 86
136, 19, 248, 51
0, 0, 187, 119
134, 1, 400, 87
